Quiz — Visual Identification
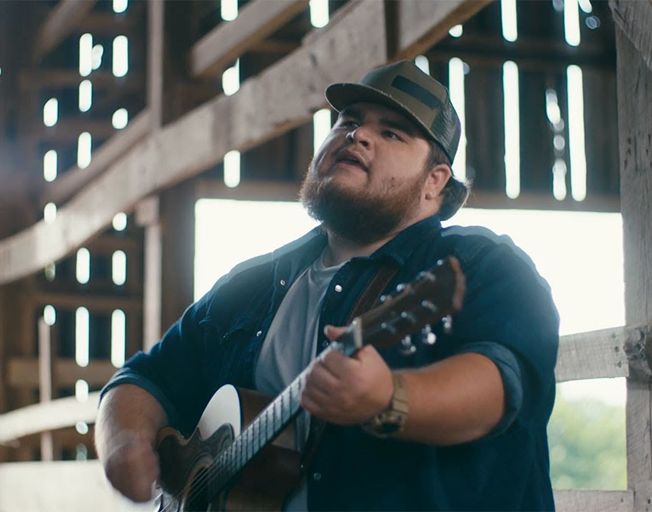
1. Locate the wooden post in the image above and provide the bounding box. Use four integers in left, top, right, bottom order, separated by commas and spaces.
37, 318, 53, 462
136, 197, 162, 352
616, 25, 652, 511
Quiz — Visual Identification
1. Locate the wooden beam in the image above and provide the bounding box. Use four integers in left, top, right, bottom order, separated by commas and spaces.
40, 109, 151, 207
554, 489, 634, 512
19, 69, 145, 91
38, 118, 117, 142
148, 0, 164, 129
556, 326, 630, 382
33, 292, 142, 313
0, 461, 148, 512
8, 358, 117, 388
190, 0, 309, 78
610, 0, 652, 72
466, 191, 620, 213
33, 0, 99, 63
0, 0, 387, 285
0, 393, 99, 443
395, 0, 493, 59
616, 25, 652, 510
37, 319, 53, 461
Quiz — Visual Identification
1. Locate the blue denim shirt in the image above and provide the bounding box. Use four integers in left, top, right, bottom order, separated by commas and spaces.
102, 215, 559, 511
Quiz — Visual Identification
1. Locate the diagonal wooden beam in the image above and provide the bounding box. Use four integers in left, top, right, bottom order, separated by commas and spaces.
0, 0, 389, 285
0, 393, 99, 444
33, 0, 99, 63
190, 0, 309, 78
40, 109, 152, 207
609, 0, 652, 72
395, 0, 493, 59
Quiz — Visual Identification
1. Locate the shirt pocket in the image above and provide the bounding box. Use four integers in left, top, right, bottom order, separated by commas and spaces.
200, 314, 260, 389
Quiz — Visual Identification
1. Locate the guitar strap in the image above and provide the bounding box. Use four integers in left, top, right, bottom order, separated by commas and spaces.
299, 258, 400, 476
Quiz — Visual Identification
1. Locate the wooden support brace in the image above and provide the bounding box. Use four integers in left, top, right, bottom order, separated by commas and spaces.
33, 0, 99, 63
0, 0, 389, 285
610, 0, 652, 73
190, 0, 309, 78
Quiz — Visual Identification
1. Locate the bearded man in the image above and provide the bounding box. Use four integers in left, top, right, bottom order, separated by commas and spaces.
96, 60, 559, 511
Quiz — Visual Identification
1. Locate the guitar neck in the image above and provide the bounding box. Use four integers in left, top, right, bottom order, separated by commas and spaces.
208, 343, 343, 496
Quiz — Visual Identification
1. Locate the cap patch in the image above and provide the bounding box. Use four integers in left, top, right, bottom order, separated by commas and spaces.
391, 76, 442, 110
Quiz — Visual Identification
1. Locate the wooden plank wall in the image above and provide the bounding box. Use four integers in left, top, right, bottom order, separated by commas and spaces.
614, 2, 652, 508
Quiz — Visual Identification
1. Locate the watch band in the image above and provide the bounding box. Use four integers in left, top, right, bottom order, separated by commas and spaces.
361, 373, 409, 438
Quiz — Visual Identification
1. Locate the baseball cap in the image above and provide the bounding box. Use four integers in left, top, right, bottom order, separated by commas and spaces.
325, 60, 461, 164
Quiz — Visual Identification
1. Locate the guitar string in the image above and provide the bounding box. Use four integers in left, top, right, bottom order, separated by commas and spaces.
159, 370, 309, 511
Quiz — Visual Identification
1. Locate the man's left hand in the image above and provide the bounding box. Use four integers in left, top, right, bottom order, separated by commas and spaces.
301, 325, 394, 425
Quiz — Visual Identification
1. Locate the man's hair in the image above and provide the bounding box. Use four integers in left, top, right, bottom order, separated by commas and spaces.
426, 141, 470, 221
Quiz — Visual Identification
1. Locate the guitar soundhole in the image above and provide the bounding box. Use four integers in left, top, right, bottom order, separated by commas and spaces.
184, 467, 211, 512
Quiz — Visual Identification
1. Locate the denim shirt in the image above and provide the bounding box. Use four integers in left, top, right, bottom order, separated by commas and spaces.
102, 215, 559, 511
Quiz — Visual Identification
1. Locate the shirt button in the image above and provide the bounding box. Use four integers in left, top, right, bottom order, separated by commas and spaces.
312, 472, 322, 481
256, 331, 263, 337
321, 340, 329, 348
334, 284, 343, 293
280, 279, 286, 286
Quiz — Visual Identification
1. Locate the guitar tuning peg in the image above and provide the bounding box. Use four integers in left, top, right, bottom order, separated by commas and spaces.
381, 322, 397, 334
421, 324, 437, 345
421, 300, 438, 313
442, 315, 453, 334
400, 311, 417, 324
399, 336, 416, 356
379, 294, 388, 303
395, 283, 406, 292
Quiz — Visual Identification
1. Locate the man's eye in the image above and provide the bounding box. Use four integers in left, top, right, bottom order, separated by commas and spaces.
341, 120, 358, 128
384, 130, 401, 140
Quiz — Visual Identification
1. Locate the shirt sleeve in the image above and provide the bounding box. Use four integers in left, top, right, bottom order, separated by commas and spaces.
446, 232, 560, 431
99, 292, 213, 434
454, 341, 523, 436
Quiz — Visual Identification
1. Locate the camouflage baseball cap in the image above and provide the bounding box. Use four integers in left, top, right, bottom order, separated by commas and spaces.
325, 60, 461, 163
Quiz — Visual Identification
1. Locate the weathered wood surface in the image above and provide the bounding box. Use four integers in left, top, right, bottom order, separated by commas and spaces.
556, 326, 630, 382
0, 460, 152, 512
396, 0, 492, 59
33, 0, 99, 62
610, 0, 652, 72
554, 489, 634, 512
0, 0, 388, 285
0, 393, 99, 444
41, 109, 152, 206
191, 0, 309, 78
8, 358, 117, 388
148, 0, 164, 129
616, 21, 652, 512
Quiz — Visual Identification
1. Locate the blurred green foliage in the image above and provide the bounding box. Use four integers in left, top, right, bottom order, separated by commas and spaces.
548, 392, 626, 490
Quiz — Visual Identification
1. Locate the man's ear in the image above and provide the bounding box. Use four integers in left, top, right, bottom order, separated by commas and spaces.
424, 164, 452, 201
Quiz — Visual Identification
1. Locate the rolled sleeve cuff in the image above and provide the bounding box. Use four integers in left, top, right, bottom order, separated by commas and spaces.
99, 369, 180, 426
455, 341, 523, 437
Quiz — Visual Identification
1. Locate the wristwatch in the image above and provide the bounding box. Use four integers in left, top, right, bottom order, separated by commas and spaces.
361, 373, 409, 438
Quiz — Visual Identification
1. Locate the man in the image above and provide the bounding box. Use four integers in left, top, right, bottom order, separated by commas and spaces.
96, 60, 559, 511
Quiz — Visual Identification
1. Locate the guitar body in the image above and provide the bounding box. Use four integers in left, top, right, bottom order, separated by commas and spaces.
156, 385, 301, 512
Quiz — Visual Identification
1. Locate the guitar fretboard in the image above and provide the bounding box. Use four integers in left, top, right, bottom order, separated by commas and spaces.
206, 343, 344, 498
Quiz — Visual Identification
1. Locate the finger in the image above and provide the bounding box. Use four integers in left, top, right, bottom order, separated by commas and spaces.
307, 361, 341, 393
320, 349, 360, 379
324, 324, 348, 342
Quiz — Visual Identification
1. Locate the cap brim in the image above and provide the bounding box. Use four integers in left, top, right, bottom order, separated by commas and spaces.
325, 83, 436, 142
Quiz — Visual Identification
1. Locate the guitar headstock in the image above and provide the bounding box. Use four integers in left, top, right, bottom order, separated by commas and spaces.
338, 257, 465, 354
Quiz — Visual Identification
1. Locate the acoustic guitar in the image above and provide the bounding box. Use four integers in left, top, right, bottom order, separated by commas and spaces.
155, 257, 465, 511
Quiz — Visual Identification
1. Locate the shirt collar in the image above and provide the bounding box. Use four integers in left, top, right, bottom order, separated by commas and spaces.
364, 214, 443, 266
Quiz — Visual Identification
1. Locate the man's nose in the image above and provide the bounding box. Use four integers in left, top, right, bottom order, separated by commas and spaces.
346, 126, 371, 148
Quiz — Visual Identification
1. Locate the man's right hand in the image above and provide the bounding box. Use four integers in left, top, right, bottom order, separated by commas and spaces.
102, 430, 160, 502
95, 385, 169, 503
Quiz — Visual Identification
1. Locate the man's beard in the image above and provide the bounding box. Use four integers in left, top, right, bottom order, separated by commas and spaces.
299, 163, 426, 245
